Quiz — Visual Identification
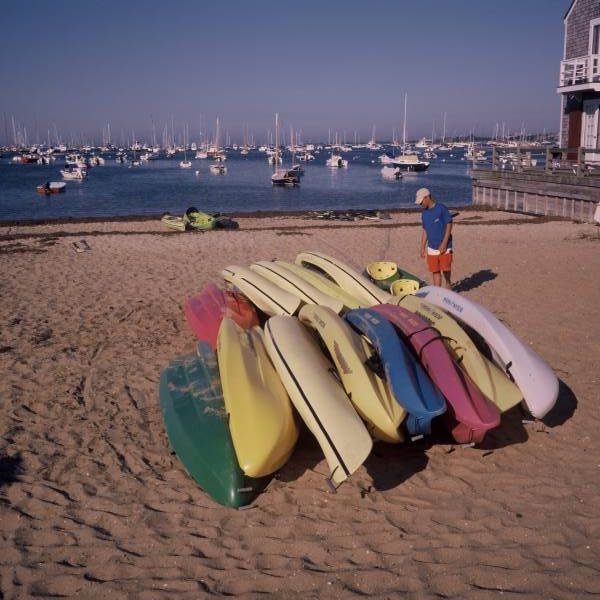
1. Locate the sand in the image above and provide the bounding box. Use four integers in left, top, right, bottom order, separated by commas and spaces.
0, 209, 599, 599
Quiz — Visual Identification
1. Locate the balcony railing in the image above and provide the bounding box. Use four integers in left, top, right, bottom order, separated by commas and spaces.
559, 54, 600, 88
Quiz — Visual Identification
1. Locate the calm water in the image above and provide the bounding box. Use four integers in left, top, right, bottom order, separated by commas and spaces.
0, 149, 475, 222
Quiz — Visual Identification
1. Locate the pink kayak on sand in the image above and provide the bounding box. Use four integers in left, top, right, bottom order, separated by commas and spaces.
372, 303, 501, 444
184, 283, 259, 350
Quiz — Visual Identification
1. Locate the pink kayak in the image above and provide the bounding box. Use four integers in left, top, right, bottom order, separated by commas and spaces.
372, 304, 500, 444
184, 283, 259, 350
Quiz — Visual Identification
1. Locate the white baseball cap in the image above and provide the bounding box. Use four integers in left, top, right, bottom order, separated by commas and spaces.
415, 188, 431, 205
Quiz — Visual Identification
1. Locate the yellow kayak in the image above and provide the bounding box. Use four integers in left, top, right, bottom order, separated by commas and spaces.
299, 304, 405, 443
295, 251, 392, 306
273, 260, 364, 310
387, 295, 523, 412
264, 315, 372, 486
250, 261, 345, 314
217, 318, 299, 477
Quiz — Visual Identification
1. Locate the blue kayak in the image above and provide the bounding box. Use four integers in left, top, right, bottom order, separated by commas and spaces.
344, 308, 446, 436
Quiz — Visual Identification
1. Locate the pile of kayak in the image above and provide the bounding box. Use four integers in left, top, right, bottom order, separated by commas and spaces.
159, 250, 559, 508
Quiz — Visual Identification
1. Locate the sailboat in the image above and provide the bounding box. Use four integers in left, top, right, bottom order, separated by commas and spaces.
210, 118, 227, 174
392, 94, 430, 172
288, 127, 304, 177
180, 125, 192, 168
271, 113, 299, 186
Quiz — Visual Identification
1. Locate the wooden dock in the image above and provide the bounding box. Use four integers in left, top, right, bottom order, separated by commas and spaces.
471, 147, 599, 222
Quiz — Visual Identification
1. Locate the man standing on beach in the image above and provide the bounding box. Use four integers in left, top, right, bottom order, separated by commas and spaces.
415, 188, 453, 288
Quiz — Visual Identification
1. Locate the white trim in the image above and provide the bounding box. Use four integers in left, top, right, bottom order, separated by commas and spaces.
590, 17, 600, 55
557, 81, 600, 93
565, 0, 577, 22
559, 95, 564, 146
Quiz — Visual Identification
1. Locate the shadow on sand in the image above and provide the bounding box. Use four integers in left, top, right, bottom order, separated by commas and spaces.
276, 427, 323, 484
364, 439, 429, 492
453, 269, 498, 293
542, 379, 577, 428
0, 452, 23, 489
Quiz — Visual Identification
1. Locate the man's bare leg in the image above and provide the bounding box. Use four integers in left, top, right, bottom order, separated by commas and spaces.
432, 271, 442, 287
442, 270, 452, 289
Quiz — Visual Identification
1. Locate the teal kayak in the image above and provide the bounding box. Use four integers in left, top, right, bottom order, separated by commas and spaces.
159, 342, 271, 508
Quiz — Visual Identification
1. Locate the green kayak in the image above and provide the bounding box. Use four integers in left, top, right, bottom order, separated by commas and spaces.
364, 261, 426, 291
159, 342, 271, 508
184, 208, 216, 231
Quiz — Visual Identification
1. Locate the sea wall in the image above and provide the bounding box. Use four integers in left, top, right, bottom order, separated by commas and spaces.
472, 169, 600, 222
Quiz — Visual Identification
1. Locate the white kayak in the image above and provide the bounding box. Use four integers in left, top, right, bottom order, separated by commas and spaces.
415, 286, 559, 419
295, 251, 391, 307
222, 265, 302, 316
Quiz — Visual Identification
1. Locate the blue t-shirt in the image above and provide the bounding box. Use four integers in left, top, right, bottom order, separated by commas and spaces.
421, 203, 453, 251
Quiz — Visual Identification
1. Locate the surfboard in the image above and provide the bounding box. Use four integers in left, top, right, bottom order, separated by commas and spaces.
159, 342, 271, 508
298, 304, 405, 443
296, 251, 392, 306
344, 308, 447, 436
184, 283, 259, 350
222, 265, 302, 316
250, 261, 344, 314
415, 286, 558, 419
217, 318, 298, 478
372, 304, 501, 444
386, 293, 523, 412
263, 315, 373, 486
274, 261, 364, 310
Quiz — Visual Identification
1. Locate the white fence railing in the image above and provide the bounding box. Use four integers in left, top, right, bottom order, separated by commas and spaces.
560, 54, 600, 87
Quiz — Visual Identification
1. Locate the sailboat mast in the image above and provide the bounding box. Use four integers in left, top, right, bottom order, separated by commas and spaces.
274, 113, 279, 171
402, 93, 408, 152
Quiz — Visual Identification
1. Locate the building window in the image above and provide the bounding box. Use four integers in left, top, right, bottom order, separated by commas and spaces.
582, 101, 600, 152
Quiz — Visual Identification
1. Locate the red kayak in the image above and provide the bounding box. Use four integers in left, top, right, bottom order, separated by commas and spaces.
372, 304, 500, 444
184, 283, 259, 350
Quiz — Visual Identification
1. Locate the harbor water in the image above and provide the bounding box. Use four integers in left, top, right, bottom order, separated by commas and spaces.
0, 149, 475, 222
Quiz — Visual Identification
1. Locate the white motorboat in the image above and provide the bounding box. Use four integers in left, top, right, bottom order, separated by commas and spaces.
180, 160, 192, 168
326, 153, 348, 168
272, 169, 300, 186
195, 150, 208, 159
381, 166, 402, 179
210, 163, 227, 174
391, 154, 430, 172
60, 166, 87, 180
378, 153, 395, 165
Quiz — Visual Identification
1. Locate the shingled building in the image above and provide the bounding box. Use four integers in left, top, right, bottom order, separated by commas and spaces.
558, 0, 600, 163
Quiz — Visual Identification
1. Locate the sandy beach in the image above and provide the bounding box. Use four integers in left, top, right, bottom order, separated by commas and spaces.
1, 208, 599, 599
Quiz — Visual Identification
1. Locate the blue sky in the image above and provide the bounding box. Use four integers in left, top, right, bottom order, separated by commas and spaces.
0, 0, 568, 144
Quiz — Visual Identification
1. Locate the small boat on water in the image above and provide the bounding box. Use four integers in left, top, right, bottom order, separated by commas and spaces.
179, 160, 192, 168
210, 163, 227, 174
271, 113, 300, 186
326, 153, 348, 168
391, 154, 430, 172
381, 166, 402, 179
60, 166, 87, 180
36, 181, 67, 195
271, 169, 300, 186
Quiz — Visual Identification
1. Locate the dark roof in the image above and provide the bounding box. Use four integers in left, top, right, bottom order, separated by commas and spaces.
564, 0, 576, 20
